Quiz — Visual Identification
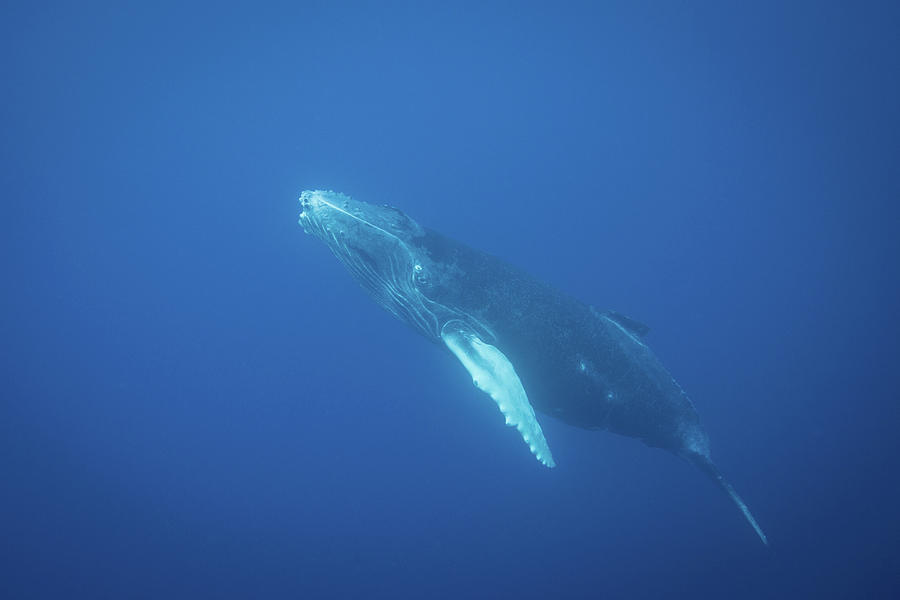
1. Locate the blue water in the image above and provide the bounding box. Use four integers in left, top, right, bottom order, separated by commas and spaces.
3, 2, 899, 598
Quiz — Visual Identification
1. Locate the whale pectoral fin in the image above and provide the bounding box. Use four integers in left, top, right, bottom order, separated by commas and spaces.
440, 322, 556, 468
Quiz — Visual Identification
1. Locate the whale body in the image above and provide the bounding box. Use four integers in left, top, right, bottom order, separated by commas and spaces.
298, 189, 768, 544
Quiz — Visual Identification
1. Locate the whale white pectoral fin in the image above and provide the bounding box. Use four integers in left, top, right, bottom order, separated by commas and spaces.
440, 322, 556, 468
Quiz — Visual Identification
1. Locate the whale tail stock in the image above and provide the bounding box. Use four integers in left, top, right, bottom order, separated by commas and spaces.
688, 452, 769, 546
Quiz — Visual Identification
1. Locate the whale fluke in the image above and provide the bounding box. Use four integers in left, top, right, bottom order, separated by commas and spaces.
690, 453, 768, 545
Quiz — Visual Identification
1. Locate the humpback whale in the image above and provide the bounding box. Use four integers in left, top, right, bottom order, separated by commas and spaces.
298, 190, 768, 545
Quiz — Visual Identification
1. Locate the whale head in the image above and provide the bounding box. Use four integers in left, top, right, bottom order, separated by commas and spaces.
298, 190, 441, 338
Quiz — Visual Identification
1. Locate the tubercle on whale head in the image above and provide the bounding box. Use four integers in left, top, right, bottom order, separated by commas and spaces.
299, 190, 345, 235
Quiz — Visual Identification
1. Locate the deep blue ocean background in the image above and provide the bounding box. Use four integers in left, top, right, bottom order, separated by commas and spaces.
3, 2, 899, 598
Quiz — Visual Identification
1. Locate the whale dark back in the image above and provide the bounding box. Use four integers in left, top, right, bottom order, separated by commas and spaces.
412, 227, 708, 455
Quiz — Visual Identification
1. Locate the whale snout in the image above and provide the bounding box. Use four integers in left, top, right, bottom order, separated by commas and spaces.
298, 193, 315, 216
298, 191, 325, 230
298, 190, 342, 224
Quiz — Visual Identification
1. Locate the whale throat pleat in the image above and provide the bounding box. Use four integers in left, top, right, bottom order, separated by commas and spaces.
441, 322, 556, 468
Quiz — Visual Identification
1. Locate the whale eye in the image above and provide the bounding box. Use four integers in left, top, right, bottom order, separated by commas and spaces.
413, 263, 428, 285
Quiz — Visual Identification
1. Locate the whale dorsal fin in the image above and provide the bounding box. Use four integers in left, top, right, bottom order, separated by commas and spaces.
440, 321, 556, 468
603, 310, 650, 338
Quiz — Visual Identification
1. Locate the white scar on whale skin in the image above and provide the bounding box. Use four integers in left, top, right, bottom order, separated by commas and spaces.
441, 323, 555, 468
602, 315, 646, 348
